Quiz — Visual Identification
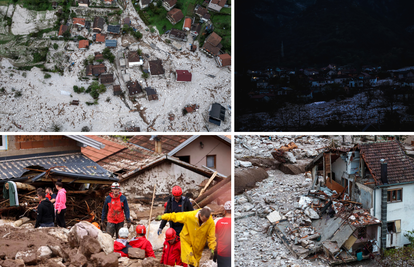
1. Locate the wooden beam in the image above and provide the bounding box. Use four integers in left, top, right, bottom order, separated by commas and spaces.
40, 177, 113, 184
198, 171, 218, 197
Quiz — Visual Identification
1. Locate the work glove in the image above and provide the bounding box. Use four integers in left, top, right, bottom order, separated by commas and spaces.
101, 222, 106, 232
156, 215, 162, 221
210, 249, 215, 260
157, 228, 162, 235
127, 221, 132, 228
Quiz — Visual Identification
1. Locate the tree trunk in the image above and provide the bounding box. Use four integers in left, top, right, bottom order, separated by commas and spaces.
5, 182, 36, 191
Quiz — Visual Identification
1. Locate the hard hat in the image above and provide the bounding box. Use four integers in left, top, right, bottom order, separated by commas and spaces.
172, 186, 182, 196
224, 201, 231, 211
92, 222, 100, 229
136, 225, 146, 235
165, 228, 176, 241
164, 202, 167, 209
119, 227, 129, 238
111, 182, 120, 189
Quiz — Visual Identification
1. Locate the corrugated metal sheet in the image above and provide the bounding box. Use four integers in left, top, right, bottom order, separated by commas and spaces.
0, 153, 112, 180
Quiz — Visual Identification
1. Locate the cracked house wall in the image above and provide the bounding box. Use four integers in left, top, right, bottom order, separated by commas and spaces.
332, 156, 346, 184
373, 183, 414, 248
120, 161, 207, 201
353, 182, 374, 212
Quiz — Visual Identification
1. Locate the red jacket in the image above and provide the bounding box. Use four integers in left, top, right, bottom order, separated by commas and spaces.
161, 239, 187, 267
129, 236, 155, 258
114, 239, 130, 257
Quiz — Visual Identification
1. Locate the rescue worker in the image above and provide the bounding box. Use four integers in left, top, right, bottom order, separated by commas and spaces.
158, 186, 194, 236
129, 225, 156, 258
101, 182, 132, 239
157, 207, 216, 267
35, 188, 55, 228
114, 228, 131, 257
215, 201, 231, 267
160, 228, 187, 267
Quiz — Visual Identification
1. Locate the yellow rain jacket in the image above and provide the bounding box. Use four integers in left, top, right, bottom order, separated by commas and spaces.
161, 209, 216, 267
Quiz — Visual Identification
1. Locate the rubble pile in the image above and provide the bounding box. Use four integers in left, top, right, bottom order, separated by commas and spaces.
234, 135, 332, 168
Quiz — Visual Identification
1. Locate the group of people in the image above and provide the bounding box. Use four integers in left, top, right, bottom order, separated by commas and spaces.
34, 179, 67, 228
103, 184, 231, 267
35, 181, 231, 267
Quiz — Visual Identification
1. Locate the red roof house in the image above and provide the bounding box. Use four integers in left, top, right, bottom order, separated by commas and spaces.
176, 70, 192, 82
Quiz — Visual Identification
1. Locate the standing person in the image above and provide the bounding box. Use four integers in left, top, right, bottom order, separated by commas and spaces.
215, 201, 231, 267
55, 179, 67, 228
35, 188, 55, 228
158, 186, 194, 236
114, 228, 131, 257
129, 225, 156, 258
157, 207, 216, 267
101, 182, 131, 239
160, 228, 187, 267
45, 187, 56, 204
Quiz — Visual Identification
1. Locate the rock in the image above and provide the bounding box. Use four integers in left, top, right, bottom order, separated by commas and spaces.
267, 211, 283, 223
48, 245, 68, 259
90, 252, 119, 267
237, 196, 248, 205
1, 259, 25, 267
128, 261, 143, 267
141, 257, 159, 267
118, 257, 130, 266
304, 207, 319, 219
70, 252, 88, 267
47, 258, 65, 267
243, 203, 254, 212
15, 250, 37, 265
69, 221, 101, 248
80, 235, 102, 257
239, 161, 252, 168
128, 248, 145, 259
284, 152, 297, 164
37, 245, 53, 261
0, 251, 5, 260
305, 150, 318, 157
234, 160, 240, 168
98, 232, 114, 254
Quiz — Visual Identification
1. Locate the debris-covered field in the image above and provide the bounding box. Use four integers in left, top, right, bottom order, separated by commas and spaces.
234, 135, 379, 267
0, 2, 231, 132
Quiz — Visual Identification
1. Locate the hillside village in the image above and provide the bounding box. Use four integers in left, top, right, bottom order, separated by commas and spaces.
0, 0, 231, 132
236, 65, 414, 131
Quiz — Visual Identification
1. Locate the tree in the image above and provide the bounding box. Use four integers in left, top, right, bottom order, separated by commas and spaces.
53, 43, 58, 50
63, 29, 70, 38
102, 48, 115, 63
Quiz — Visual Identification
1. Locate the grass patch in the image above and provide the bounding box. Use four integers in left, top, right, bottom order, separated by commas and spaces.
220, 7, 231, 14
210, 13, 231, 53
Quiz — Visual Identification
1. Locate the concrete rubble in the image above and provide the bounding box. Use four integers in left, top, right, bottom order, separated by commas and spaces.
235, 135, 380, 266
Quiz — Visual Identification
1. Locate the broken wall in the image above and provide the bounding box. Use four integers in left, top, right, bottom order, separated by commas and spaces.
353, 182, 374, 210
331, 156, 346, 184
121, 161, 207, 201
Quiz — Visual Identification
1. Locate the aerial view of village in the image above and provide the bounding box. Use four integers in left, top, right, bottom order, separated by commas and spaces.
0, 134, 232, 266
0, 0, 231, 132
235, 0, 414, 131
235, 135, 414, 266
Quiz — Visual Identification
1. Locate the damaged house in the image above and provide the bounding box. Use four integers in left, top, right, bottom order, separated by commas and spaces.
304, 140, 414, 258
81, 135, 231, 203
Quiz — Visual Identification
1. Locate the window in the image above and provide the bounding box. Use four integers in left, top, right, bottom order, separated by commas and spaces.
206, 155, 216, 169
0, 135, 7, 150
387, 220, 401, 234
387, 189, 402, 203
178, 156, 190, 163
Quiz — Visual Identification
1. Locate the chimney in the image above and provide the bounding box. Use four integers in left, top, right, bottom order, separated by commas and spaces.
380, 159, 388, 185
150, 135, 162, 153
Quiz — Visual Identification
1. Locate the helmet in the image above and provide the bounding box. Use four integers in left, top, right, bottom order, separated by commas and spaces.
92, 222, 100, 229
224, 201, 231, 211
165, 228, 176, 241
164, 202, 167, 209
172, 186, 182, 196
119, 227, 129, 238
136, 225, 146, 235
111, 182, 120, 189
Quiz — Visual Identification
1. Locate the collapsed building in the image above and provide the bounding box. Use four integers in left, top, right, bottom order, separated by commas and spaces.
268, 139, 414, 264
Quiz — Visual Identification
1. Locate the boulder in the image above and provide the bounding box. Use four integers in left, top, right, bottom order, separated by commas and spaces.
130, 210, 138, 220
91, 252, 119, 267
15, 250, 37, 265
118, 257, 130, 267
128, 248, 145, 259
239, 161, 252, 168
48, 245, 68, 259
141, 257, 159, 267
129, 261, 143, 267
1, 259, 25, 267
37, 246, 53, 261
70, 253, 88, 267
46, 258, 65, 267
284, 152, 297, 164
80, 235, 102, 257
98, 232, 115, 254
68, 221, 101, 248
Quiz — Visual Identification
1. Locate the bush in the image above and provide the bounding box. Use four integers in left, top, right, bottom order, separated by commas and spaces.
14, 91, 22, 97
51, 123, 61, 132
142, 72, 149, 79
53, 43, 59, 50
137, 49, 142, 55
87, 81, 106, 99
44, 73, 51, 79
182, 108, 188, 116
102, 47, 115, 63
73, 85, 85, 93
81, 126, 90, 132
